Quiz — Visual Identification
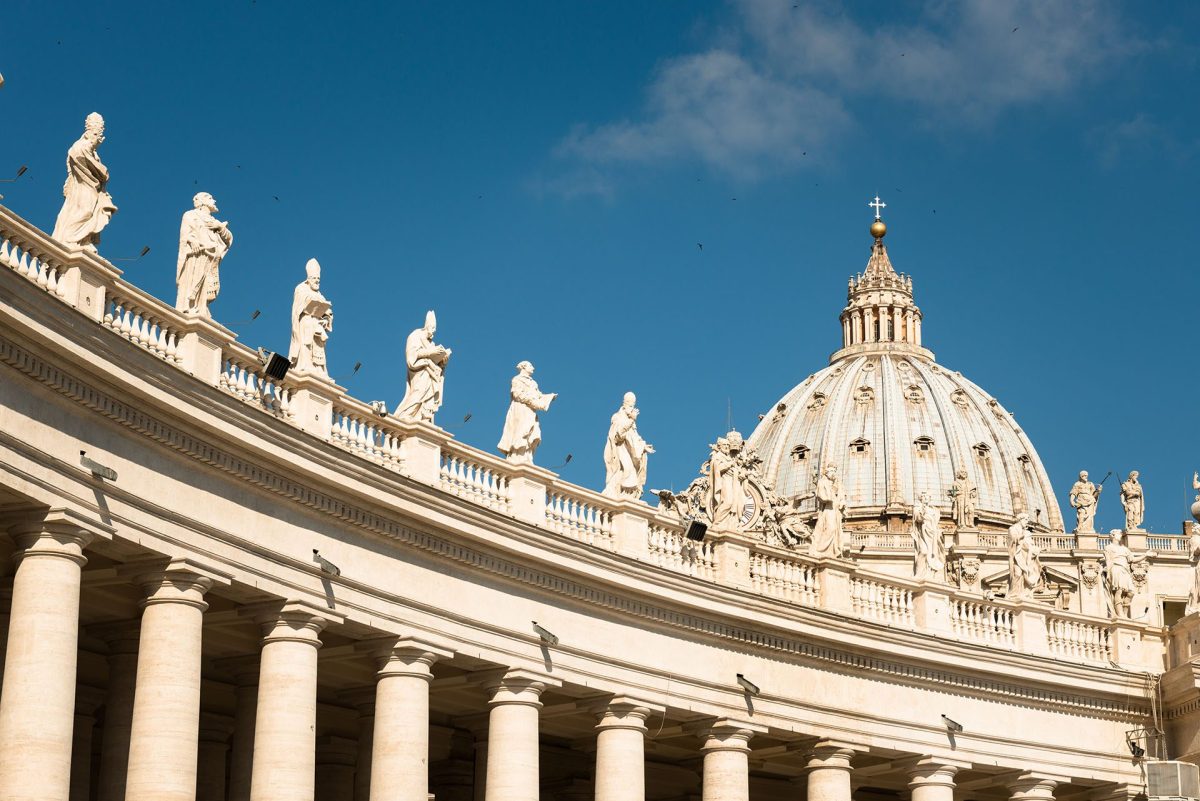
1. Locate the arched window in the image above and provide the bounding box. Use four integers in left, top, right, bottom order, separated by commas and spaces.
791, 445, 809, 463
849, 438, 871, 454
973, 442, 991, 459
914, 436, 935, 453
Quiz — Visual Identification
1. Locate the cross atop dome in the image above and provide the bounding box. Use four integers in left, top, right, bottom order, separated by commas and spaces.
869, 195, 886, 220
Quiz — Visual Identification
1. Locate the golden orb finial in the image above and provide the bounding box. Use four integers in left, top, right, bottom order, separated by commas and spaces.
870, 219, 887, 239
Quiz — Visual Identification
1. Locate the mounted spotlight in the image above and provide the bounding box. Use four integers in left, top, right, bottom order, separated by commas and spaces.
736, 674, 760, 696
312, 549, 341, 577
941, 714, 964, 733
1128, 739, 1146, 759
80, 451, 117, 481
532, 621, 559, 646
256, 348, 291, 381
685, 518, 708, 542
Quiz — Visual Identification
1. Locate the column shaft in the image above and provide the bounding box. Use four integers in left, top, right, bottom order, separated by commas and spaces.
593, 698, 658, 801
228, 675, 259, 801
805, 743, 856, 801
95, 625, 139, 801
68, 707, 99, 801
700, 720, 762, 801
124, 565, 217, 801
482, 670, 558, 801
0, 525, 93, 801
197, 713, 234, 801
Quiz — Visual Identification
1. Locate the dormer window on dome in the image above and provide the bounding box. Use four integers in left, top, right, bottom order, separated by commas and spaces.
914, 436, 935, 453
850, 438, 871, 454
791, 444, 809, 463
974, 442, 992, 459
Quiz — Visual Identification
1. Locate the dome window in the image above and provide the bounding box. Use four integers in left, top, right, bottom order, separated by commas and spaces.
791, 445, 810, 463
1017, 453, 1033, 474
913, 435, 935, 453
849, 438, 871, 454
973, 442, 992, 459
906, 385, 925, 404
854, 386, 875, 405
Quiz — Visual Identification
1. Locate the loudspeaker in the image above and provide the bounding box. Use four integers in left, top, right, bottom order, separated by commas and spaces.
262, 352, 291, 381
685, 519, 708, 542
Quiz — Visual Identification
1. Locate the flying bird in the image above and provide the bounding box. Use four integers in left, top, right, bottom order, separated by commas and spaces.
1012, 26, 1019, 32
273, 196, 279, 202
697, 243, 703, 251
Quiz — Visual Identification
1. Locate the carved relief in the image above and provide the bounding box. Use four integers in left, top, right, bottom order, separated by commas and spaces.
855, 386, 875, 405
951, 556, 981, 590
950, 389, 969, 409
905, 384, 925, 404
1080, 560, 1101, 589
808, 392, 827, 411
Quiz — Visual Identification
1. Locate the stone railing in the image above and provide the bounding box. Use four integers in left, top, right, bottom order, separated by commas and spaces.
0, 202, 1169, 672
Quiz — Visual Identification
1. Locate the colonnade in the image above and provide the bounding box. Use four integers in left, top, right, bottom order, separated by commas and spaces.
0, 512, 1075, 801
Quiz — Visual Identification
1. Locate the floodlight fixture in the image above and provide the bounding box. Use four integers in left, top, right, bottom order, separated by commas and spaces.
312, 549, 341, 577
736, 674, 760, 696
112, 245, 150, 262
257, 348, 291, 381
1127, 739, 1145, 759
685, 518, 708, 542
941, 714, 963, 733
80, 451, 118, 481
0, 165, 27, 182
532, 621, 559, 646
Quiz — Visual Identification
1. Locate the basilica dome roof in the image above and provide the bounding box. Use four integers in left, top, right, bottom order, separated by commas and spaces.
747, 209, 1064, 533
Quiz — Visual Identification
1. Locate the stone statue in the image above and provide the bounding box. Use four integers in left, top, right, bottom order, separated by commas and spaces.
1188, 525, 1200, 616
810, 465, 847, 559
1119, 471, 1145, 532
1104, 528, 1155, 618
394, 311, 451, 423
706, 434, 745, 530
949, 470, 977, 529
911, 492, 945, 581
1007, 513, 1042, 601
1069, 471, 1102, 535
175, 192, 233, 317
497, 361, 556, 464
288, 259, 334, 376
51, 112, 117, 251
602, 392, 654, 500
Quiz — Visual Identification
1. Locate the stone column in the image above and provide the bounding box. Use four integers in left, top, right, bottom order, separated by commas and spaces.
481, 668, 561, 801
0, 510, 107, 801
246, 600, 344, 801
197, 712, 234, 801
123, 559, 230, 801
593, 696, 663, 801
316, 736, 358, 801
94, 622, 140, 801
223, 657, 260, 801
69, 686, 105, 801
907, 760, 964, 801
699, 719, 764, 801
804, 741, 857, 801
1008, 774, 1058, 801
368, 638, 454, 801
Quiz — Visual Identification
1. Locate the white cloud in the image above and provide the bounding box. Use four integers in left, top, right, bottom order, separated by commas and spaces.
547, 0, 1139, 189
557, 50, 849, 180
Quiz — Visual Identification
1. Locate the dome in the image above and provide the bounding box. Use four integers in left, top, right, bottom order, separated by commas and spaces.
747, 211, 1064, 533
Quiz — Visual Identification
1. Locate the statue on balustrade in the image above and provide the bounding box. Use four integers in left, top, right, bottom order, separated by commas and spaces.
395, 310, 451, 423
706, 434, 744, 530
911, 492, 945, 581
810, 465, 847, 559
949, 470, 977, 530
1069, 470, 1103, 535
498, 361, 556, 464
1120, 471, 1145, 532
289, 259, 334, 376
1006, 513, 1042, 601
1104, 528, 1155, 618
602, 392, 654, 500
51, 112, 117, 251
175, 192, 233, 317
1187, 521, 1200, 615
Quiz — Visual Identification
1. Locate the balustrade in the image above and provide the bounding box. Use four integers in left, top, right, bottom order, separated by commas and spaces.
850, 576, 914, 626
950, 598, 1015, 647
545, 489, 614, 549
851, 531, 913, 550
749, 550, 818, 605
438, 447, 511, 512
330, 401, 403, 469
1047, 616, 1111, 663
647, 524, 715, 580
0, 233, 68, 299
219, 350, 295, 420
103, 293, 182, 363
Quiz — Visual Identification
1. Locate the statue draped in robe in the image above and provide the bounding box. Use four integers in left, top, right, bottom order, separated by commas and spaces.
395, 310, 451, 423
1007, 514, 1042, 601
911, 493, 945, 580
603, 392, 653, 500
1069, 470, 1102, 534
498, 361, 555, 464
1104, 528, 1155, 618
706, 435, 744, 530
1120, 471, 1145, 532
1189, 527, 1200, 616
175, 192, 233, 317
289, 259, 333, 376
52, 112, 117, 251
949, 470, 977, 529
810, 466, 847, 559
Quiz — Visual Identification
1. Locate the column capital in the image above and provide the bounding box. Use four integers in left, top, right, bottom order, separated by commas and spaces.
1007, 773, 1066, 801
805, 739, 863, 771
239, 598, 346, 647
476, 667, 562, 707
591, 694, 666, 732
359, 635, 456, 681
699, 718, 768, 754
117, 556, 232, 610
6, 507, 113, 564
905, 756, 972, 787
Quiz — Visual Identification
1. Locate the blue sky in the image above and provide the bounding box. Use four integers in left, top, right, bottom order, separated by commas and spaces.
3, 1, 1198, 533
